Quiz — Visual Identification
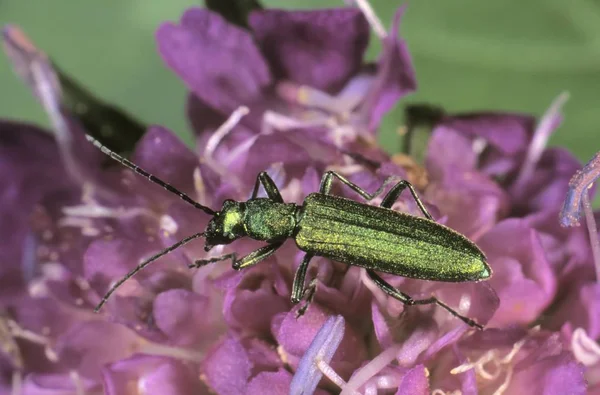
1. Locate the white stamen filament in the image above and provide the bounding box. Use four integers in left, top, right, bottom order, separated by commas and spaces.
341, 344, 401, 395
360, 269, 388, 307
204, 106, 249, 157
11, 371, 22, 395
512, 92, 569, 191
316, 359, 353, 392
262, 110, 333, 134
451, 333, 530, 394
63, 204, 154, 220
582, 192, 600, 281
347, 0, 387, 39
139, 339, 203, 362
7, 320, 59, 362
193, 167, 208, 205
69, 370, 86, 395
159, 215, 178, 235
572, 327, 600, 366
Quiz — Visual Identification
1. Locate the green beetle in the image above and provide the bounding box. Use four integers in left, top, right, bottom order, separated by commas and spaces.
88, 135, 491, 329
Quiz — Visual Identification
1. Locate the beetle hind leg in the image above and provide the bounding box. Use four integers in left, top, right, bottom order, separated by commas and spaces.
366, 270, 483, 330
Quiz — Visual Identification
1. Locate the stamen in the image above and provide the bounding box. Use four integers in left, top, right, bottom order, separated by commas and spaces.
341, 344, 401, 395
11, 370, 22, 395
6, 319, 58, 362
572, 327, 600, 366
63, 204, 154, 220
204, 106, 249, 157
0, 313, 23, 369
200, 107, 250, 194
512, 92, 569, 191
138, 339, 203, 362
560, 151, 600, 227
347, 0, 387, 39
492, 366, 513, 395
69, 370, 86, 395
451, 333, 530, 394
159, 215, 178, 235
316, 360, 351, 391
2, 25, 86, 184
290, 315, 346, 395
262, 110, 333, 134
193, 167, 208, 205
559, 150, 600, 280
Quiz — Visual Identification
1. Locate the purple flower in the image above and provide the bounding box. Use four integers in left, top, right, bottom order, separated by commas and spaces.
0, 3, 595, 395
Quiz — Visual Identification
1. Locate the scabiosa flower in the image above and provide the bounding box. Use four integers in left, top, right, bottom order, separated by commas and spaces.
0, 2, 594, 395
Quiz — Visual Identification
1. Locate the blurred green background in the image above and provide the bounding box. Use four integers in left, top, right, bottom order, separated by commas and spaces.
1, 0, 599, 162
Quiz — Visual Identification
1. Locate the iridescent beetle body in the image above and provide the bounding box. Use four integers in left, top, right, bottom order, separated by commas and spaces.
88, 135, 491, 329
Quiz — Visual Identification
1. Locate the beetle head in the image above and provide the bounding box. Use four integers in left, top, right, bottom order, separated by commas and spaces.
204, 199, 246, 251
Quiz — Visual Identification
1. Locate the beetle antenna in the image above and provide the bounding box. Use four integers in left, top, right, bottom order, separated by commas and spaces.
94, 231, 205, 312
85, 135, 216, 216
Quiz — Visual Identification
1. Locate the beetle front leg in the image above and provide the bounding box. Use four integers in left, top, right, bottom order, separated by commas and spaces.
250, 171, 284, 202
189, 253, 236, 269
366, 270, 483, 329
190, 242, 283, 270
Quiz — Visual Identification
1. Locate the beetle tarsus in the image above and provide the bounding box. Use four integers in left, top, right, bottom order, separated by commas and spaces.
366, 269, 484, 329
295, 278, 318, 318
190, 253, 237, 269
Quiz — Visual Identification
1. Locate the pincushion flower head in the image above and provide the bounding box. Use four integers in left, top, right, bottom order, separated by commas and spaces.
0, 1, 595, 394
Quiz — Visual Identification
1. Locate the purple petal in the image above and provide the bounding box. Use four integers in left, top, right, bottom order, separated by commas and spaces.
525, 210, 591, 274
3, 26, 105, 188
425, 126, 509, 239
426, 126, 478, 176
102, 355, 204, 395
152, 289, 213, 346
156, 8, 272, 116
222, 262, 289, 336
0, 121, 78, 299
21, 373, 100, 395
249, 8, 369, 92
359, 6, 417, 132
247, 369, 292, 395
508, 345, 586, 394
441, 112, 535, 156
290, 315, 345, 395
200, 336, 252, 395
550, 282, 600, 338
131, 125, 199, 198
54, 321, 143, 380
510, 147, 582, 216
395, 365, 430, 395
478, 219, 556, 326
274, 304, 367, 379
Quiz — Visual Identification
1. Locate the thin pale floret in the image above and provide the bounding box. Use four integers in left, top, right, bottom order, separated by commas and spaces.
290, 315, 345, 395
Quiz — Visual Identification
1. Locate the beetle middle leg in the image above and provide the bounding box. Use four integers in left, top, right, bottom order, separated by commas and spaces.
319, 171, 396, 200
291, 253, 319, 317
190, 242, 284, 270
366, 270, 483, 329
319, 172, 432, 219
